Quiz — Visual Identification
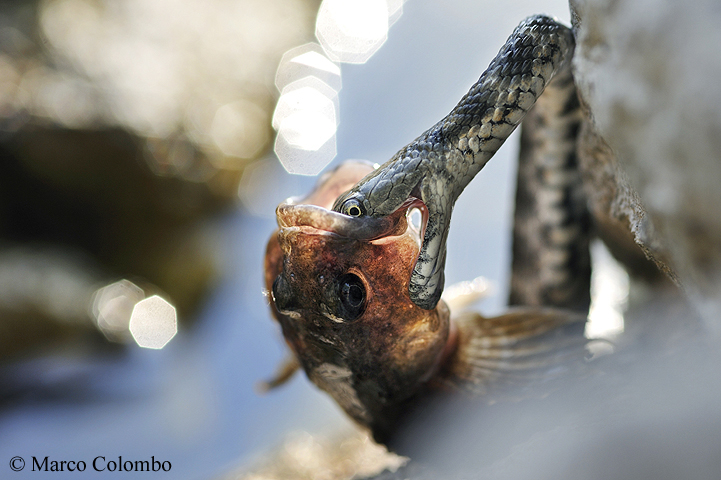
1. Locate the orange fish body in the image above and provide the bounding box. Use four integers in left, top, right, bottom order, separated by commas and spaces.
264, 161, 588, 443
265, 161, 452, 438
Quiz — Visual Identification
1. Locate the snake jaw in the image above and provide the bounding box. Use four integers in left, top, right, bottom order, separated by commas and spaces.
370, 196, 441, 310
333, 171, 449, 310
335, 179, 443, 309
408, 195, 450, 310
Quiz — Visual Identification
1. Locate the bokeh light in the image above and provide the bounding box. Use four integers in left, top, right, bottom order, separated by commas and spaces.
275, 43, 342, 93
273, 78, 339, 140
129, 295, 178, 349
210, 99, 270, 166
386, 0, 405, 26
271, 1, 405, 176
316, 0, 390, 64
274, 128, 338, 176
91, 279, 145, 343
273, 77, 339, 175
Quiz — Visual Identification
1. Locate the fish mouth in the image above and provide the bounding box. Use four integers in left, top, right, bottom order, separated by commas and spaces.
274, 158, 427, 243
276, 197, 426, 242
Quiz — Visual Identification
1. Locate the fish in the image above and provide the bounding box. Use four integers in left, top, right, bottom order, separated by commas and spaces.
264, 160, 591, 444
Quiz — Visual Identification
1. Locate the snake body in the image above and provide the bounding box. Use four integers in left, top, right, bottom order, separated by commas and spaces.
509, 66, 591, 312
333, 15, 575, 310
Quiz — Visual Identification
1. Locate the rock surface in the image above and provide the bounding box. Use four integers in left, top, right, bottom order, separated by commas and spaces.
571, 0, 721, 331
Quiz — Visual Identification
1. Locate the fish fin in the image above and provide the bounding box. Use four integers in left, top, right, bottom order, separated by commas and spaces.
442, 276, 492, 312
443, 308, 593, 397
257, 354, 301, 393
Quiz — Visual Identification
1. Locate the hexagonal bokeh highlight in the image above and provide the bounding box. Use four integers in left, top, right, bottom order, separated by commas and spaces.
91, 279, 145, 342
387, 0, 405, 26
129, 295, 177, 349
273, 77, 339, 133
275, 43, 341, 93
272, 0, 405, 174
276, 99, 335, 149
274, 129, 337, 176
273, 77, 339, 175
316, 0, 390, 64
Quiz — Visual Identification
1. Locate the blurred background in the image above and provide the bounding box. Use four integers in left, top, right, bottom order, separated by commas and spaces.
0, 0, 573, 478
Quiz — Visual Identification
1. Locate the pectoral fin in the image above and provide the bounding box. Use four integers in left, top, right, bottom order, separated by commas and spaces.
257, 354, 301, 393
443, 308, 597, 397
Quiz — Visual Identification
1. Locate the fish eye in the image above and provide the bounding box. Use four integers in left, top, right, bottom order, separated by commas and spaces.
272, 275, 295, 312
341, 198, 365, 217
336, 273, 366, 321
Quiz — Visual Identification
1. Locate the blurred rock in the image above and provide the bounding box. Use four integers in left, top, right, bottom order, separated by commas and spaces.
227, 430, 406, 480
570, 0, 721, 332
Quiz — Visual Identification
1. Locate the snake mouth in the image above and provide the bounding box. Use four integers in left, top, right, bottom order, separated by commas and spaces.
276, 197, 425, 242
404, 199, 428, 248
274, 158, 405, 240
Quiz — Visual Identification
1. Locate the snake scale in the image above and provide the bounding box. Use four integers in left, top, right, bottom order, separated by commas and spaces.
332, 15, 578, 310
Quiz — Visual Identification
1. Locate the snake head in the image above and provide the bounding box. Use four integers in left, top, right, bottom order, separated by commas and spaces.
333, 158, 450, 311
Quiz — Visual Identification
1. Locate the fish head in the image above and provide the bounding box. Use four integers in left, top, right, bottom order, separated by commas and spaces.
264, 161, 451, 431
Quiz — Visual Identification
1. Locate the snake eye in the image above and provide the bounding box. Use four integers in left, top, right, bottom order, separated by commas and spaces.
336, 273, 366, 321
341, 198, 365, 217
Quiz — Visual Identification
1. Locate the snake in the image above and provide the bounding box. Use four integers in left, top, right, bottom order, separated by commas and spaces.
332, 15, 576, 310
